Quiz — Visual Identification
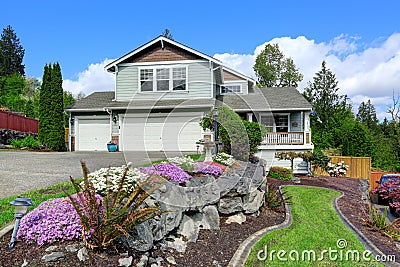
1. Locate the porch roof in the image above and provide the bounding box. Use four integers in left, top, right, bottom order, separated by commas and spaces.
219, 87, 312, 112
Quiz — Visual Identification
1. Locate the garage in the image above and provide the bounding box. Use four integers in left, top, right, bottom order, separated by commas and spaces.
77, 118, 110, 151
121, 113, 202, 151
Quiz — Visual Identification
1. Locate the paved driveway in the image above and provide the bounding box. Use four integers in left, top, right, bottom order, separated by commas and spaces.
0, 151, 186, 199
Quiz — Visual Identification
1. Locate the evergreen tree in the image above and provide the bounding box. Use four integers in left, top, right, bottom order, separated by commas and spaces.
39, 64, 51, 145
0, 25, 25, 77
253, 43, 303, 87
303, 60, 352, 151
38, 63, 65, 151
356, 99, 378, 132
161, 29, 174, 40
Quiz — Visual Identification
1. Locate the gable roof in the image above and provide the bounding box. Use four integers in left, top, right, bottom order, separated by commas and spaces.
219, 87, 312, 112
105, 36, 222, 72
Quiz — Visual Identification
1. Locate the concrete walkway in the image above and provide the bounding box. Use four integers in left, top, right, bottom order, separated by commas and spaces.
0, 151, 186, 199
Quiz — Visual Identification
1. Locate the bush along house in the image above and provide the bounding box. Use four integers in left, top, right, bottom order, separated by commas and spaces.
65, 36, 313, 173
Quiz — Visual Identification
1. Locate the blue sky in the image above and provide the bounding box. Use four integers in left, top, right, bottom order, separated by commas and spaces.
2, 0, 400, 119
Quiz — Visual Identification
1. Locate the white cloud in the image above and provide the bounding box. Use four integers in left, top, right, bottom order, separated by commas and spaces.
214, 33, 400, 121
63, 59, 115, 97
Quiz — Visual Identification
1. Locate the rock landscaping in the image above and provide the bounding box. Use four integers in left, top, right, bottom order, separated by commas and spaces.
0, 129, 37, 146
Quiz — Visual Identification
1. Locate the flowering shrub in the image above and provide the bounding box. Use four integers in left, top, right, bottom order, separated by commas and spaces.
194, 162, 223, 176
17, 195, 102, 245
213, 152, 235, 166
268, 166, 292, 180
83, 166, 149, 195
389, 201, 400, 213
207, 161, 228, 172
326, 161, 349, 177
370, 178, 400, 205
167, 156, 196, 172
139, 163, 191, 183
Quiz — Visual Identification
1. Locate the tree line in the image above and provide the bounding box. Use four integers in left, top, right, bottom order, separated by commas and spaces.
0, 25, 77, 151
254, 43, 400, 172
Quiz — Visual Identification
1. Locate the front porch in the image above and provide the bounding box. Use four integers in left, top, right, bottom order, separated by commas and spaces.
260, 131, 312, 146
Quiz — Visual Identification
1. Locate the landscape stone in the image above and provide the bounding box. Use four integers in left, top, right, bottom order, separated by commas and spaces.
77, 247, 89, 262
166, 235, 188, 253
226, 213, 246, 224
243, 189, 265, 214
177, 212, 203, 242
65, 244, 78, 252
166, 256, 176, 265
120, 221, 154, 252
42, 252, 65, 262
45, 245, 58, 252
201, 205, 220, 229
118, 255, 133, 267
218, 197, 243, 214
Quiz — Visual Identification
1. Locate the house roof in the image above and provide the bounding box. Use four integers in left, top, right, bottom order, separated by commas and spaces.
219, 87, 313, 112
104, 36, 255, 84
66, 87, 312, 113
104, 36, 221, 73
65, 91, 215, 112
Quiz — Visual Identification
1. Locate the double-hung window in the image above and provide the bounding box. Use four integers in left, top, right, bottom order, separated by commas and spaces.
139, 66, 187, 92
259, 113, 289, 132
220, 84, 242, 94
140, 69, 153, 92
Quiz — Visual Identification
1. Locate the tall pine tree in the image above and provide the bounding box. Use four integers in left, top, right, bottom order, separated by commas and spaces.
38, 63, 65, 151
0, 25, 25, 77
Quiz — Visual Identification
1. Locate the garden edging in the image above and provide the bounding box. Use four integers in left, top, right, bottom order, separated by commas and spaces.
0, 222, 14, 239
227, 186, 292, 267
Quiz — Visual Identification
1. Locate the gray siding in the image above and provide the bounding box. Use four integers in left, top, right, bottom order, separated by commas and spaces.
221, 80, 248, 95
115, 61, 212, 101
290, 112, 301, 132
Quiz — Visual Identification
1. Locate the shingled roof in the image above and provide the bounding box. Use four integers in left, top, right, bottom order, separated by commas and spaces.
219, 87, 312, 112
65, 91, 215, 111
66, 87, 311, 112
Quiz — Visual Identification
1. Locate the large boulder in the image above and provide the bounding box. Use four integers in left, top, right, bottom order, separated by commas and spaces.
119, 221, 153, 252
243, 189, 265, 214
218, 197, 243, 214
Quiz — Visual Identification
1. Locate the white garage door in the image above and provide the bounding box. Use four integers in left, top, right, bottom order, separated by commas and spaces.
77, 119, 110, 151
121, 113, 202, 151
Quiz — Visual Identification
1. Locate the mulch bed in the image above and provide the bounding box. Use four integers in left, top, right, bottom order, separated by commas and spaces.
1, 176, 400, 266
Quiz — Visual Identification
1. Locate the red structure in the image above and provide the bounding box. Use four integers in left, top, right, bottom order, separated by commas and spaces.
0, 111, 38, 133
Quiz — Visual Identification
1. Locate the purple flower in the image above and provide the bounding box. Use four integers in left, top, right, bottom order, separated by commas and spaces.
138, 163, 191, 183
17, 194, 103, 245
194, 162, 223, 176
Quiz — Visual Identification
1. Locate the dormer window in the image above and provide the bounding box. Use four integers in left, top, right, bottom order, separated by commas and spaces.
139, 66, 187, 92
220, 84, 242, 94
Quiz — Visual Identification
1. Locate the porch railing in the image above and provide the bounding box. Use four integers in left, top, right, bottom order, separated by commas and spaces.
261, 132, 304, 145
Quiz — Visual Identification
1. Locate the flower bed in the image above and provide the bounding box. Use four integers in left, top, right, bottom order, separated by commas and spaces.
138, 163, 192, 183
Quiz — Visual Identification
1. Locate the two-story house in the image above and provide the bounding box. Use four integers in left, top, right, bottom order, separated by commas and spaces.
66, 36, 314, 172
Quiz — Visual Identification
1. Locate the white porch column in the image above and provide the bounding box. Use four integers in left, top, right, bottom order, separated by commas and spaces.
247, 113, 253, 122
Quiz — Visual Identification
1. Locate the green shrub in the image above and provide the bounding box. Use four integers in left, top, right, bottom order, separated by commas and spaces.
10, 136, 40, 149
200, 106, 266, 161
10, 139, 23, 148
268, 166, 292, 180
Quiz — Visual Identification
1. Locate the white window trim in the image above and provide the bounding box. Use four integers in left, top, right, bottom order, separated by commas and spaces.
259, 113, 290, 132
138, 65, 188, 93
220, 83, 243, 95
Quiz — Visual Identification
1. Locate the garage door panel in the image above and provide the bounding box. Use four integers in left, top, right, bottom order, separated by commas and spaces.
121, 114, 202, 151
78, 119, 110, 151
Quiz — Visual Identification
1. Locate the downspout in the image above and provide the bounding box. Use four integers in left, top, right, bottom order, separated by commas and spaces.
113, 65, 118, 101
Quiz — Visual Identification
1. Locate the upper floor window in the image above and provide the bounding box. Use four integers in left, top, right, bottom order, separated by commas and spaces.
220, 84, 242, 94
139, 66, 187, 92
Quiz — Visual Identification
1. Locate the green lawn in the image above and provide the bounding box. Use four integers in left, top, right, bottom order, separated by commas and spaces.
245, 186, 384, 266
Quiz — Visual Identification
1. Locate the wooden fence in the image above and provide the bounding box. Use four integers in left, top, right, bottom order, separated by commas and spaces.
316, 156, 371, 180
0, 111, 38, 133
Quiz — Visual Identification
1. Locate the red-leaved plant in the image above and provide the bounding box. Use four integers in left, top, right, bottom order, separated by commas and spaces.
66, 161, 166, 250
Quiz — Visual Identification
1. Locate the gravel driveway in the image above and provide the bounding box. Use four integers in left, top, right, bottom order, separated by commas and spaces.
0, 151, 186, 199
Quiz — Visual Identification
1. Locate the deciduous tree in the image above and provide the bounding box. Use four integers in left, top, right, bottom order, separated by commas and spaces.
253, 43, 303, 87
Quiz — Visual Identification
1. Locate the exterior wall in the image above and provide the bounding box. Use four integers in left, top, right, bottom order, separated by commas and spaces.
115, 61, 212, 101
223, 70, 242, 81
123, 43, 201, 63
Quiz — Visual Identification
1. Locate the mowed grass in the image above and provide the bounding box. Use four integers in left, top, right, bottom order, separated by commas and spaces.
245, 186, 384, 266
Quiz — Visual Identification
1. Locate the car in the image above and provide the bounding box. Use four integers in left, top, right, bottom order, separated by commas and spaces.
377, 174, 400, 186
